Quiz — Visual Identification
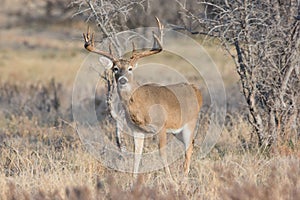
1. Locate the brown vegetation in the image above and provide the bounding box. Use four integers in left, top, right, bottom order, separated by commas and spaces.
0, 1, 299, 199
0, 76, 299, 199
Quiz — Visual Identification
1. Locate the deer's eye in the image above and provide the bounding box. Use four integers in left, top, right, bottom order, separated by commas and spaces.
128, 66, 133, 71
113, 67, 119, 73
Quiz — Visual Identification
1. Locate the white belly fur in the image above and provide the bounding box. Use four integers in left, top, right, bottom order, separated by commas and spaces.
167, 127, 184, 134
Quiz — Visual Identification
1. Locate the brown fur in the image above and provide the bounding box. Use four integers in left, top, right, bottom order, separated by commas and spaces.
115, 66, 202, 175
121, 83, 202, 133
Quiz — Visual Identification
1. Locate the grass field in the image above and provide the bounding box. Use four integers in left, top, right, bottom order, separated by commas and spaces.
0, 5, 299, 199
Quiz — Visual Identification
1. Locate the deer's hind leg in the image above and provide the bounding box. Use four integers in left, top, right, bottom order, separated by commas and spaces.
182, 119, 197, 175
158, 128, 172, 176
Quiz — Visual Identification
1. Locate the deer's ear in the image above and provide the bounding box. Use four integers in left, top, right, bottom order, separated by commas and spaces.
99, 56, 113, 69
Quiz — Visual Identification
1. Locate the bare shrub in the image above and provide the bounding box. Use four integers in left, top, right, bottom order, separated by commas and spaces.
71, 0, 146, 37
0, 79, 62, 126
181, 0, 300, 148
21, 0, 74, 23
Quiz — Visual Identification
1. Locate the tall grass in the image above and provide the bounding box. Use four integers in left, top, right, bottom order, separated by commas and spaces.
0, 81, 299, 200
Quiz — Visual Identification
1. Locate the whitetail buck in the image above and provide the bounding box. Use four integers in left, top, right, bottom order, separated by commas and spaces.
83, 18, 202, 175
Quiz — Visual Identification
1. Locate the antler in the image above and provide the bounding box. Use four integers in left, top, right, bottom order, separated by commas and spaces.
130, 17, 163, 62
83, 26, 117, 62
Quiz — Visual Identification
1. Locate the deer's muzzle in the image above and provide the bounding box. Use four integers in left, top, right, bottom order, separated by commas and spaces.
118, 76, 128, 85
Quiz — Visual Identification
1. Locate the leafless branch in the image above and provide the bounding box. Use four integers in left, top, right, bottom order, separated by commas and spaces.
179, 0, 300, 148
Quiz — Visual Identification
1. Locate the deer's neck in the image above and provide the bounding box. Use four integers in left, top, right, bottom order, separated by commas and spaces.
117, 81, 139, 105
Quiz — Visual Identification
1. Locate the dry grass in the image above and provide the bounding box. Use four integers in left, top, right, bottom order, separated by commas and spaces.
0, 15, 299, 199
0, 107, 299, 199
0, 44, 82, 86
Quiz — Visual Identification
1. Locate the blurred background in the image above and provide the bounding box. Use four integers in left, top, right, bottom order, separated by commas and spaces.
0, 0, 242, 125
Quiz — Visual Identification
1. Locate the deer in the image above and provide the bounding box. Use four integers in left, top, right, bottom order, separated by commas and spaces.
82, 17, 203, 176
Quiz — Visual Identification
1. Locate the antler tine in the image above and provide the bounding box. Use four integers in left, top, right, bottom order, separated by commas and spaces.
131, 42, 137, 57
153, 33, 162, 50
155, 16, 163, 43
91, 32, 95, 47
132, 42, 136, 52
83, 26, 117, 62
109, 42, 113, 55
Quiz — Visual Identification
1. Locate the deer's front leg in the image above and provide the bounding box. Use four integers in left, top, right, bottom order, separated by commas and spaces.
133, 132, 144, 175
116, 119, 127, 153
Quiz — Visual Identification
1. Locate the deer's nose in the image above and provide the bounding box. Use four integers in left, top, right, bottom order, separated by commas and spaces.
118, 76, 128, 85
